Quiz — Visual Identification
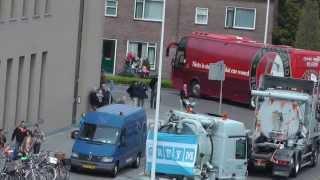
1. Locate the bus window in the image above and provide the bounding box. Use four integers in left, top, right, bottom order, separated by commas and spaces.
173, 37, 187, 68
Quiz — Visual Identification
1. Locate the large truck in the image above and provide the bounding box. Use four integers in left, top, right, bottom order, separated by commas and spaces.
146, 110, 248, 180
166, 32, 320, 107
248, 75, 320, 177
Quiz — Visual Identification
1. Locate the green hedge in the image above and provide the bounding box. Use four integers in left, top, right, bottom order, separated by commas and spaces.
103, 75, 173, 89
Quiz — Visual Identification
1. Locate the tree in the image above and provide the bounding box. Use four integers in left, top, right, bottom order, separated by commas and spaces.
273, 0, 303, 46
295, 0, 320, 50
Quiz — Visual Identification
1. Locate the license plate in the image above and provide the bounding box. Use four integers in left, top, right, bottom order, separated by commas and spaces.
255, 160, 266, 167
82, 164, 96, 169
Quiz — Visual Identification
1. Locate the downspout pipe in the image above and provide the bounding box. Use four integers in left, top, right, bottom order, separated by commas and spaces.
72, 0, 85, 124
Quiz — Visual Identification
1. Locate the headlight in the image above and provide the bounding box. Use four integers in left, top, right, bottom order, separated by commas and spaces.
71, 152, 79, 158
287, 139, 295, 147
101, 157, 113, 163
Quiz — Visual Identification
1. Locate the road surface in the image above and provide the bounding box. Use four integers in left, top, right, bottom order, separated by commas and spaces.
43, 85, 319, 180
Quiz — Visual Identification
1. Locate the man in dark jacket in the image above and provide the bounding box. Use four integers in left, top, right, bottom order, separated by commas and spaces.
11, 121, 27, 160
137, 82, 148, 107
89, 87, 99, 111
149, 77, 158, 109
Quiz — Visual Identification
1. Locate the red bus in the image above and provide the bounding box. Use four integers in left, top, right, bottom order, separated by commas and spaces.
166, 32, 320, 106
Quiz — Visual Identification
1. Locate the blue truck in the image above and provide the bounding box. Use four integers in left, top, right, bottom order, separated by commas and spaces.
70, 104, 147, 177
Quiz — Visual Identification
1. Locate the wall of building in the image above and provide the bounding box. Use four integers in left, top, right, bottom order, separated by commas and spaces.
104, 0, 275, 79
76, 0, 104, 120
0, 0, 103, 133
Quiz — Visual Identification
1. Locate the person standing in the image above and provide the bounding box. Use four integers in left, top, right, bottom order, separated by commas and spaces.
180, 84, 189, 110
11, 121, 27, 159
149, 77, 158, 109
20, 130, 33, 156
0, 129, 7, 145
89, 87, 99, 111
137, 82, 148, 107
32, 124, 45, 154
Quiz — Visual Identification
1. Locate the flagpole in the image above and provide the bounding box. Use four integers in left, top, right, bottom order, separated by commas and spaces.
264, 0, 270, 45
150, 0, 166, 179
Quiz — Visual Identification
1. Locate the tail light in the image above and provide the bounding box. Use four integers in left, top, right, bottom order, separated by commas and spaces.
271, 155, 289, 166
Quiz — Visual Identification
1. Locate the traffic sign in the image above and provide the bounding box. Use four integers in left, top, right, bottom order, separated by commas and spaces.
209, 61, 225, 81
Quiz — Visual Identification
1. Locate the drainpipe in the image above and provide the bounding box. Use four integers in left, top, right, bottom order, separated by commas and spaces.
72, 0, 85, 124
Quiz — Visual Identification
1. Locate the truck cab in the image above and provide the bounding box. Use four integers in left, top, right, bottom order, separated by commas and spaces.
70, 104, 147, 177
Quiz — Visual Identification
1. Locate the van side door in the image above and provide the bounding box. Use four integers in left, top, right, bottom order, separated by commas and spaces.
226, 136, 247, 179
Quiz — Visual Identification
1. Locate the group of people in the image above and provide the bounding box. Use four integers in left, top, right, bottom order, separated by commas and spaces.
89, 82, 113, 111
126, 77, 158, 109
0, 121, 45, 160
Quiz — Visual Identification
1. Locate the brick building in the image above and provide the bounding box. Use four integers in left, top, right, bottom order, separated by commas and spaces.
103, 0, 276, 78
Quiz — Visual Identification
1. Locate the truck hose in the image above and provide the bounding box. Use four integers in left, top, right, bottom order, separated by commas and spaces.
209, 135, 214, 162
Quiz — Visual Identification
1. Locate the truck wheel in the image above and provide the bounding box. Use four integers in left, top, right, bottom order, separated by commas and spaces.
311, 150, 319, 167
190, 81, 200, 97
111, 162, 119, 177
290, 157, 300, 177
250, 96, 256, 108
132, 154, 141, 168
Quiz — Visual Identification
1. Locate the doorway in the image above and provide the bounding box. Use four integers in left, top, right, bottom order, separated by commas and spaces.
101, 39, 117, 74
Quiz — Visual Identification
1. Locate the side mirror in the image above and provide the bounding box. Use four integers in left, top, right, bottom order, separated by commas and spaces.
120, 136, 126, 147
71, 130, 79, 139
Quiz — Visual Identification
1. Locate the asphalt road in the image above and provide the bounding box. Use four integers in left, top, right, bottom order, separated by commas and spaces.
46, 85, 319, 180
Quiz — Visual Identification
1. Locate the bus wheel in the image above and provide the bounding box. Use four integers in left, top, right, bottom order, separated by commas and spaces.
190, 81, 200, 97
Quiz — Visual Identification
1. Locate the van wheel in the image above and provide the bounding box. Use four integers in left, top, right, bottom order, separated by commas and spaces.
311, 150, 319, 167
111, 162, 119, 177
132, 154, 141, 168
290, 156, 300, 177
190, 81, 200, 97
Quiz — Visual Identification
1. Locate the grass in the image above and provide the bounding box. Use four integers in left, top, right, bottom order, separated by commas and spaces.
103, 75, 173, 89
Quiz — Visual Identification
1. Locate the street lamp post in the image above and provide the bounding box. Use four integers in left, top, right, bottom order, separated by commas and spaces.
264, 0, 270, 45
150, 0, 166, 179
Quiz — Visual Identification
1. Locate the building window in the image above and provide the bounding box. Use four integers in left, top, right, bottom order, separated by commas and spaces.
22, 0, 28, 18
105, 0, 117, 17
127, 41, 157, 70
134, 0, 163, 21
10, 0, 17, 19
195, 7, 208, 25
44, 0, 51, 15
225, 7, 256, 30
33, 0, 40, 17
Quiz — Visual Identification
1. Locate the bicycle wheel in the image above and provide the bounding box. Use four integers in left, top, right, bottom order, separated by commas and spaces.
25, 170, 42, 180
57, 166, 70, 180
42, 166, 57, 180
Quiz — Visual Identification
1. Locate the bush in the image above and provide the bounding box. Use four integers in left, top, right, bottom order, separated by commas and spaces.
103, 75, 173, 88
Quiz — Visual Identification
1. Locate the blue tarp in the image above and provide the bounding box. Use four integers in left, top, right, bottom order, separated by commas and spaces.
146, 132, 198, 176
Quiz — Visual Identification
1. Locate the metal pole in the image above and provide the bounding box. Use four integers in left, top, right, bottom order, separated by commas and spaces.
151, 0, 166, 179
264, 0, 270, 45
219, 80, 223, 114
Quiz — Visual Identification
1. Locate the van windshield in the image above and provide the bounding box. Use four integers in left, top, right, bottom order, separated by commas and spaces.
79, 123, 120, 144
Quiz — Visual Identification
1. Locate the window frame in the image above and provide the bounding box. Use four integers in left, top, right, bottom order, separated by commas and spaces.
195, 7, 208, 25
105, 0, 118, 17
126, 40, 157, 70
225, 6, 256, 30
134, 0, 163, 22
